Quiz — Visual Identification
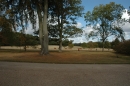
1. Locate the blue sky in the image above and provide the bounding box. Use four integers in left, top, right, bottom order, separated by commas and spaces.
26, 0, 130, 43
78, 0, 130, 27
69, 0, 130, 43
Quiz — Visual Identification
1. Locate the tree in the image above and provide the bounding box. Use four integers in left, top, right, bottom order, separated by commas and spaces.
68, 40, 74, 49
62, 39, 70, 47
111, 38, 120, 48
0, 16, 15, 46
104, 41, 111, 49
87, 41, 94, 48
40, 0, 48, 55
1, 0, 83, 54
81, 42, 87, 49
84, 2, 125, 51
49, 0, 84, 52
114, 40, 130, 55
0, 0, 49, 55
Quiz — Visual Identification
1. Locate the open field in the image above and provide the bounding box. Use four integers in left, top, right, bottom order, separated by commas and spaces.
0, 48, 130, 64
0, 45, 113, 51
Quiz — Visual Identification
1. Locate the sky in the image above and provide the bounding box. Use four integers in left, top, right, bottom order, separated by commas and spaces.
26, 0, 130, 43
70, 0, 130, 43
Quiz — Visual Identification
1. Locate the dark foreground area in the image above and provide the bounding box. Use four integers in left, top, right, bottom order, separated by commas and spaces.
0, 62, 130, 86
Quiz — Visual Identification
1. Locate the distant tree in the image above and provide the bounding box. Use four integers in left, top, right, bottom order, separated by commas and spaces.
104, 41, 111, 49
111, 38, 120, 49
81, 42, 87, 49
114, 40, 130, 55
74, 43, 81, 46
87, 41, 94, 48
84, 2, 125, 51
97, 42, 102, 48
62, 39, 70, 47
49, 38, 59, 45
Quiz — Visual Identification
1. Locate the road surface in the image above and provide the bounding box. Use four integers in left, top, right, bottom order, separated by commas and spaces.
0, 62, 130, 86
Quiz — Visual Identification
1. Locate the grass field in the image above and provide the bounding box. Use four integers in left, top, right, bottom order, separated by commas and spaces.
0, 49, 130, 64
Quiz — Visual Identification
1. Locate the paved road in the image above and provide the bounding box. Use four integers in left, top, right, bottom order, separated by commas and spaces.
0, 62, 130, 86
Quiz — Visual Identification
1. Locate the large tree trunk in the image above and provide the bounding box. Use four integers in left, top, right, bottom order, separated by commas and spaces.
37, 7, 44, 54
43, 0, 49, 55
59, 31, 62, 52
58, 15, 63, 52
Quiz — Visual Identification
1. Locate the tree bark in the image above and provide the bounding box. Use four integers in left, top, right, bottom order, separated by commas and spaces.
58, 16, 63, 52
37, 6, 44, 54
59, 31, 62, 52
102, 41, 104, 52
43, 0, 49, 55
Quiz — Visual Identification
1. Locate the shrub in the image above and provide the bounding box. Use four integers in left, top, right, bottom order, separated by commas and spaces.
68, 44, 74, 49
81, 42, 87, 49
114, 40, 130, 55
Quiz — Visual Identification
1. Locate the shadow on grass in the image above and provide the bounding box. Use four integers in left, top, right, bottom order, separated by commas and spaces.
0, 49, 130, 64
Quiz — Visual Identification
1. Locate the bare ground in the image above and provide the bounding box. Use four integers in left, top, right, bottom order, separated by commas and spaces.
0, 49, 130, 63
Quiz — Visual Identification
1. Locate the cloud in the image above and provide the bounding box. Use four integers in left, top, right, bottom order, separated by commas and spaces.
25, 23, 35, 34
124, 32, 130, 39
25, 18, 39, 35
122, 9, 130, 19
76, 22, 82, 28
69, 37, 87, 43
122, 22, 130, 32
121, 9, 130, 40
83, 26, 93, 35
68, 22, 89, 43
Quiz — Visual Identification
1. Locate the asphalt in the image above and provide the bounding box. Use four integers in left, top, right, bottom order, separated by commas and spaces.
0, 62, 130, 86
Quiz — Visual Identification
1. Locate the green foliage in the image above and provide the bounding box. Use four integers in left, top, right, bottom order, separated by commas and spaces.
74, 43, 81, 46
87, 41, 98, 48
68, 40, 74, 49
0, 31, 39, 46
81, 42, 87, 49
111, 38, 120, 48
104, 41, 111, 48
84, 2, 125, 51
62, 39, 70, 47
49, 0, 84, 51
97, 42, 102, 48
68, 44, 74, 49
114, 40, 130, 55
0, 16, 15, 46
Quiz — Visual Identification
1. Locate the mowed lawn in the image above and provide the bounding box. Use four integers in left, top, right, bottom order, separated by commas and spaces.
0, 50, 130, 64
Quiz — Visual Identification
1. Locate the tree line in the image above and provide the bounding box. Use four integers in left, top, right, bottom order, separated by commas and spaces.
0, 1, 129, 55
0, 30, 39, 50
0, 0, 83, 55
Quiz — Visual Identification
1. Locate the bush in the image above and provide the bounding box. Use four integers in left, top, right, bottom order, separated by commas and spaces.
81, 42, 87, 49
68, 44, 74, 49
114, 40, 130, 55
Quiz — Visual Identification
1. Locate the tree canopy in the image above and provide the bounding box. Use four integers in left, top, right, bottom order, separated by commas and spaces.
0, 0, 84, 54
84, 2, 125, 51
